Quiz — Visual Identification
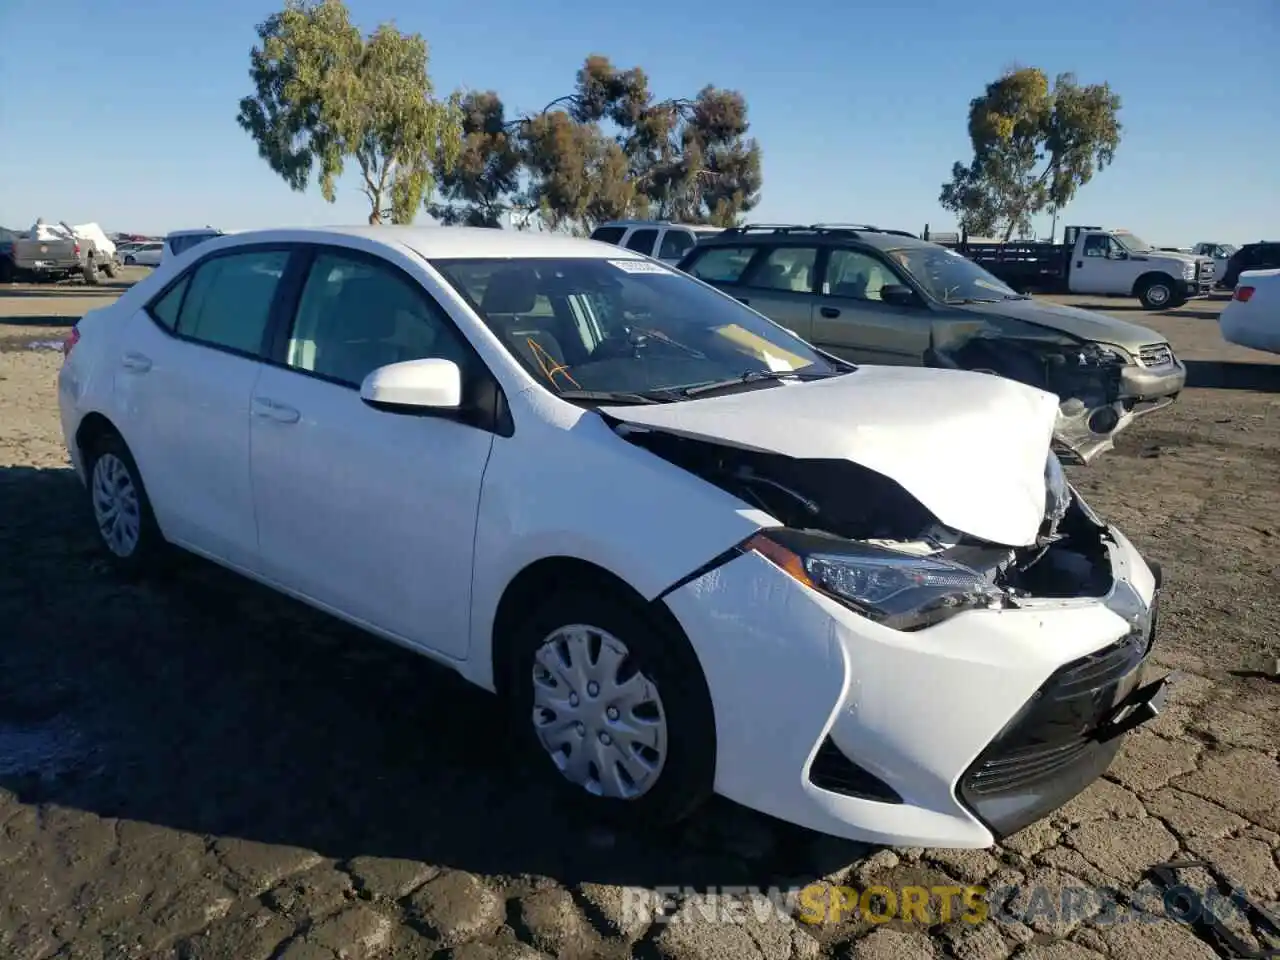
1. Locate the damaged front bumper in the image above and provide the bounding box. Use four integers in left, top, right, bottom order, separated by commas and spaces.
661, 515, 1165, 848
1054, 354, 1186, 463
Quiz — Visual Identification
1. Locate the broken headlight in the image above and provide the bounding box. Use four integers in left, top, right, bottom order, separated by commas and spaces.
1045, 451, 1070, 526
1070, 343, 1129, 367
746, 529, 1010, 632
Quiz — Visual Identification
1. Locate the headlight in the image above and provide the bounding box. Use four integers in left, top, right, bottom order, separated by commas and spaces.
1182, 263, 1195, 279
1067, 343, 1128, 368
745, 529, 1010, 631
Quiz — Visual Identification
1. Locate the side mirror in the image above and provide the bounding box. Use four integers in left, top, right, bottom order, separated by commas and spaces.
880, 284, 920, 307
360, 357, 462, 414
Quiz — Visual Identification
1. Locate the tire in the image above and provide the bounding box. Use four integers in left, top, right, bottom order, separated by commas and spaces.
504, 585, 716, 829
104, 260, 119, 278
1137, 276, 1175, 310
83, 431, 165, 578
125, 255, 137, 266
83, 261, 101, 285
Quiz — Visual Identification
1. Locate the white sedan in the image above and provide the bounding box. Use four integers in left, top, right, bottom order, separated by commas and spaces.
123, 242, 163, 267
56, 226, 1170, 848
1220, 269, 1280, 354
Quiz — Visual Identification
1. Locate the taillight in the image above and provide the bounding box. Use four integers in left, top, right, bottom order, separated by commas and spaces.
1234, 286, 1255, 303
63, 325, 80, 358
73, 242, 81, 256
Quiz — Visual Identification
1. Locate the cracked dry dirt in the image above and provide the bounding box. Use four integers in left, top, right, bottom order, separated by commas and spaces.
0, 275, 1277, 960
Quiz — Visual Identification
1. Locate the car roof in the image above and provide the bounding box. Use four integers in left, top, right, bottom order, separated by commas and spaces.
694, 224, 936, 253
211, 225, 644, 260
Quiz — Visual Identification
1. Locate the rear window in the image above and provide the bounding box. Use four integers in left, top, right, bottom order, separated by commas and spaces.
590, 226, 627, 245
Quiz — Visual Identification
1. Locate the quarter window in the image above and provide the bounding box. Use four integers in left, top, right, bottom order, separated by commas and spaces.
146, 274, 190, 331
174, 249, 288, 355
624, 229, 658, 255
286, 251, 472, 388
685, 246, 758, 283
743, 247, 819, 293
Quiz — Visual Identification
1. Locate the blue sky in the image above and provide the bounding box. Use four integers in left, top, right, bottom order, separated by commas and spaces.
1, 0, 1276, 244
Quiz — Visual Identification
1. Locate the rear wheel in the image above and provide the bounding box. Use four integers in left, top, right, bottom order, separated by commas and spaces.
84, 431, 165, 578
83, 260, 101, 285
103, 260, 119, 278
505, 585, 716, 829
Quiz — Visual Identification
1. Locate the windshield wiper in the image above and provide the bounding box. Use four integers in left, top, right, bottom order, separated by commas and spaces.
678, 369, 837, 398
556, 389, 668, 405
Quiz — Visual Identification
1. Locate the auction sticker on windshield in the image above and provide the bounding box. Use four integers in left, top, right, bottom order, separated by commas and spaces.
608, 259, 675, 275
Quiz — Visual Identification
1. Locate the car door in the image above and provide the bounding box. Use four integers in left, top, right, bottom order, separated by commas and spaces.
728, 244, 819, 341
808, 247, 929, 364
249, 245, 495, 658
1070, 234, 1131, 294
113, 245, 292, 570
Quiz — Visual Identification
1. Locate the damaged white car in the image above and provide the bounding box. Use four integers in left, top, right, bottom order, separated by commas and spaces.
57, 226, 1171, 848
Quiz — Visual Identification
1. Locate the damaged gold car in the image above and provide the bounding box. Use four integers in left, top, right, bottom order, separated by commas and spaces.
677, 224, 1186, 462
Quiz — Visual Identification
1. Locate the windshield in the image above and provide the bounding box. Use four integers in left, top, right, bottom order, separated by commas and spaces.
887, 247, 1020, 303
432, 257, 839, 398
1113, 233, 1153, 253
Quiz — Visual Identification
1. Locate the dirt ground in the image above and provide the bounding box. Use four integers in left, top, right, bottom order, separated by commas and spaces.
1, 269, 1277, 960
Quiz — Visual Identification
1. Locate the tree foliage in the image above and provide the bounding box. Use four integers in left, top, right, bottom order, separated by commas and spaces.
237, 0, 462, 224
939, 67, 1121, 240
430, 56, 763, 234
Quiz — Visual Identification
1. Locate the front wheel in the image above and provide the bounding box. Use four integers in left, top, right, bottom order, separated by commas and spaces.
103, 260, 119, 278
84, 432, 165, 577
505, 586, 716, 828
1137, 277, 1175, 310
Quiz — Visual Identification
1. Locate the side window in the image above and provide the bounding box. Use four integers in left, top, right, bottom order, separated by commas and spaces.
824, 249, 900, 302
624, 228, 658, 255
287, 251, 472, 389
743, 247, 819, 293
1083, 235, 1109, 258
590, 226, 627, 245
657, 229, 696, 260
174, 249, 288, 355
685, 246, 758, 283
146, 274, 191, 331
1106, 238, 1127, 258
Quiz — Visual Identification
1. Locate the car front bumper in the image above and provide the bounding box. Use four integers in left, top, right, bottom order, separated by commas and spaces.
1177, 278, 1214, 299
1118, 356, 1186, 404
662, 521, 1162, 848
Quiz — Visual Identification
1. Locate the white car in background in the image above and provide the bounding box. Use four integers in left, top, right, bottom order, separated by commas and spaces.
161, 227, 237, 263
56, 226, 1170, 848
1220, 269, 1280, 354
123, 242, 163, 267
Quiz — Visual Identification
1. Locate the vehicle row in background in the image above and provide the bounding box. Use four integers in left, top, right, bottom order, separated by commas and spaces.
1, 220, 119, 285
673, 223, 1184, 462
927, 226, 1216, 310
589, 220, 724, 264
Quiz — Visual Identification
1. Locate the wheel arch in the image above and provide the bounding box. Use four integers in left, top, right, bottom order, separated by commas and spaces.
1131, 270, 1177, 297
74, 410, 123, 459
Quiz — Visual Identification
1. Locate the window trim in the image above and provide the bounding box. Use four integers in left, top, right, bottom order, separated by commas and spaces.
141, 242, 300, 362
262, 243, 513, 437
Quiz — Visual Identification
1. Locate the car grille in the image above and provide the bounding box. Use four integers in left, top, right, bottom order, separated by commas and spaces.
1197, 260, 1215, 281
1139, 343, 1173, 367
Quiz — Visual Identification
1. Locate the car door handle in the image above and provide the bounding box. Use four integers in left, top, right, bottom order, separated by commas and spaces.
120, 351, 152, 372
819, 306, 841, 319
252, 397, 300, 424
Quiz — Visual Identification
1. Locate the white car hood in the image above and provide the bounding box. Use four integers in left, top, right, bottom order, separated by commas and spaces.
599, 366, 1061, 547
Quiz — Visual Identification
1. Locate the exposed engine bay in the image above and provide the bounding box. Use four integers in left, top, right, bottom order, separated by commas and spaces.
617, 426, 1114, 601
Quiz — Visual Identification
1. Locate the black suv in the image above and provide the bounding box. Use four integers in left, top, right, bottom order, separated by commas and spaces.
675, 223, 1186, 462
1221, 242, 1280, 289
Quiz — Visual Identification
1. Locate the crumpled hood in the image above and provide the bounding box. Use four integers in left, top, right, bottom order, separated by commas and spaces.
599, 366, 1060, 547
953, 297, 1164, 351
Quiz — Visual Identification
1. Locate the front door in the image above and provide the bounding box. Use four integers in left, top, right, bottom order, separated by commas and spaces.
808, 248, 930, 364
1070, 234, 1132, 295
113, 246, 291, 570
249, 246, 494, 658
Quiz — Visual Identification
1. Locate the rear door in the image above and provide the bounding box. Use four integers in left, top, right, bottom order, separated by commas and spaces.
622, 227, 659, 257
809, 247, 930, 364
728, 244, 819, 341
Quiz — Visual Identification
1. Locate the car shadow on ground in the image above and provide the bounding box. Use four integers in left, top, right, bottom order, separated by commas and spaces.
0, 285, 132, 299
0, 316, 78, 328
0, 465, 867, 892
1069, 301, 1224, 321
1184, 360, 1280, 392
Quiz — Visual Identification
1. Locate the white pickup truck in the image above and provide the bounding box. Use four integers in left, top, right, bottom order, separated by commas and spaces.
949, 226, 1217, 310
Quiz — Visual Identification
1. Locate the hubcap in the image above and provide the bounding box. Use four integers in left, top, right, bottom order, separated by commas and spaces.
1148, 285, 1170, 306
91, 453, 141, 558
531, 624, 667, 799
